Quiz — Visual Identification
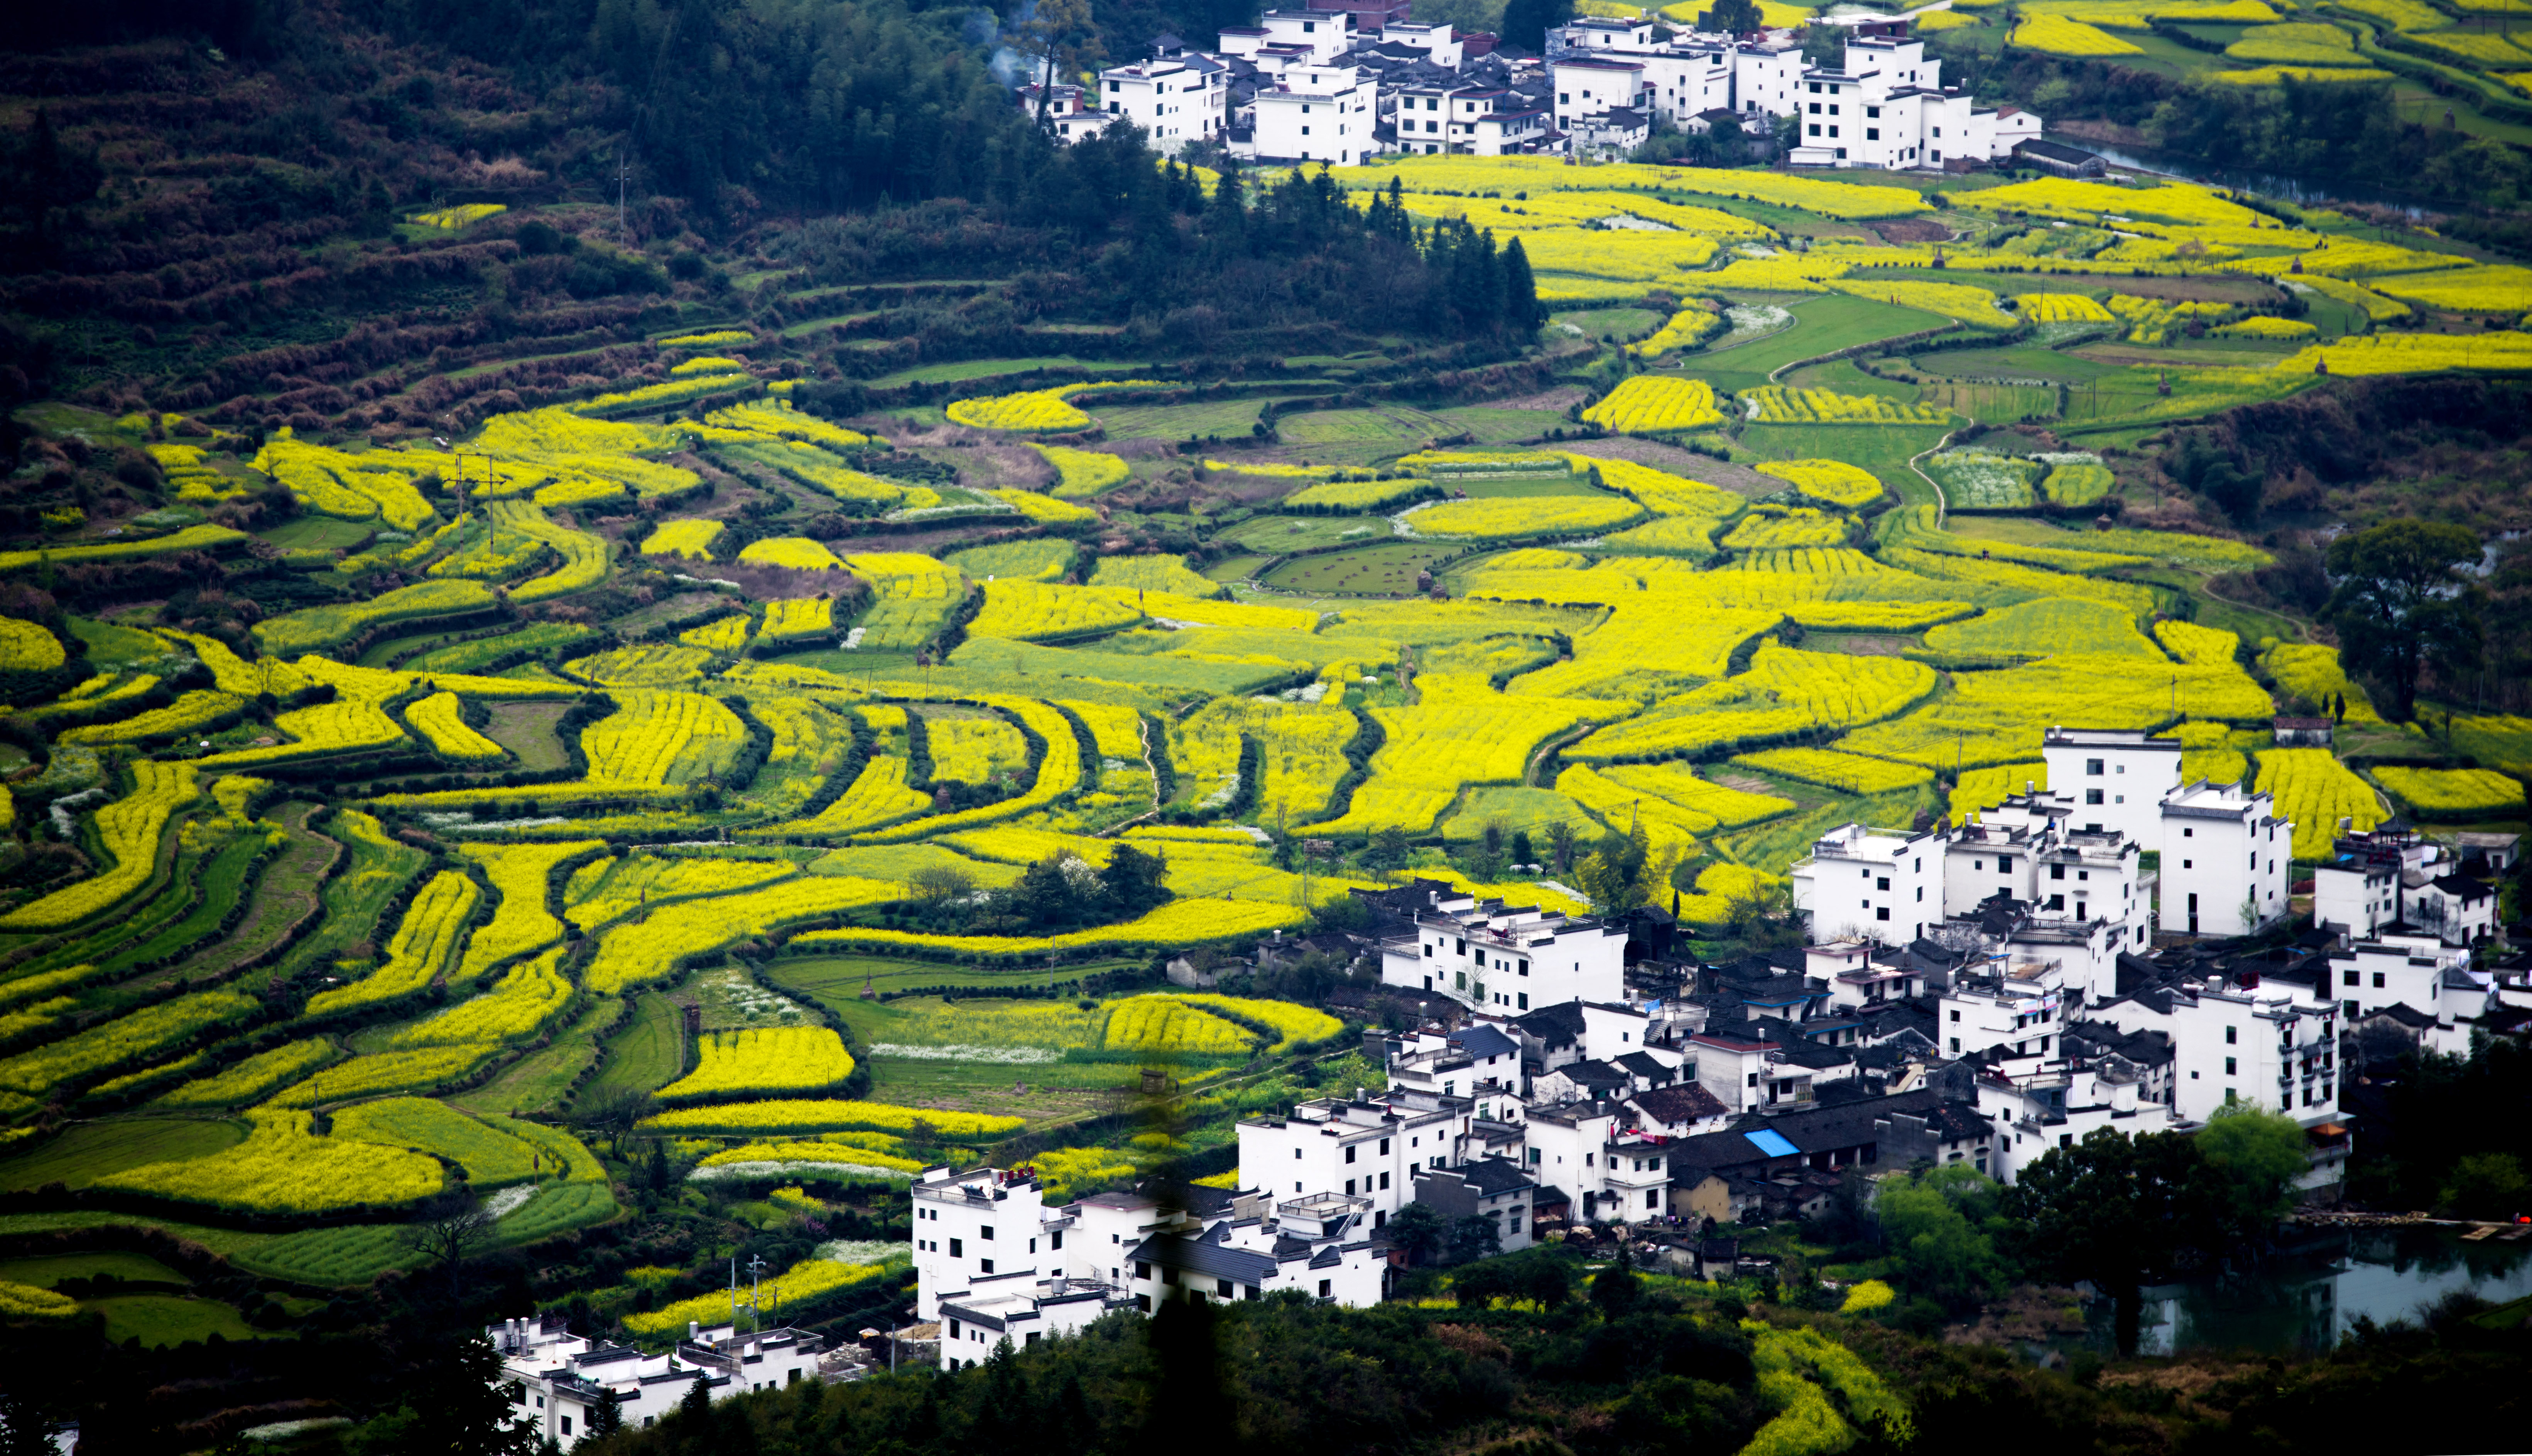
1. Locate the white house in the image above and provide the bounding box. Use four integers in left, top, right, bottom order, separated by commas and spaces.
1787, 37, 2022, 169
1937, 958, 2078, 1059
1379, 19, 1464, 66
1549, 57, 1649, 132
2094, 971, 2341, 1123
1787, 822, 1947, 944
490, 1316, 829, 1447
1096, 55, 1230, 154
916, 1172, 1384, 1364
936, 1273, 1135, 1369
1733, 36, 1806, 122
2158, 780, 2292, 938
1236, 1089, 1477, 1222
1218, 9, 1359, 63
2044, 728, 2183, 844
1378, 889, 1628, 1014
2326, 932, 2469, 1021
1973, 1053, 2184, 1186
1251, 64, 1375, 164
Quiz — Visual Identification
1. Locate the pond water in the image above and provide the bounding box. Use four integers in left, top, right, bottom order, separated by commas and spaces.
2095, 1226, 2532, 1356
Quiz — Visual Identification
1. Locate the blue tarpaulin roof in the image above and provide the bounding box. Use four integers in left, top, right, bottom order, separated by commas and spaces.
1743, 1128, 1800, 1159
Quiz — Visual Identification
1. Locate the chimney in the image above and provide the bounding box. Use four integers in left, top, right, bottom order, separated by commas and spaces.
1355, 1086, 1367, 1102
689, 1320, 701, 1342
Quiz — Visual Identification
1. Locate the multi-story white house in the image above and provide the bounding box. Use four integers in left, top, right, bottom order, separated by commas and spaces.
915, 1170, 1385, 1366
1787, 822, 1947, 944
1251, 64, 1375, 164
1732, 35, 1806, 121
2158, 780, 2292, 938
1096, 55, 1230, 154
1549, 57, 1649, 132
2095, 972, 2341, 1123
1973, 1052, 2184, 1186
1236, 1089, 1478, 1222
1378, 888, 1628, 1014
2326, 931, 2469, 1022
1379, 20, 1464, 66
489, 1316, 829, 1447
2044, 728, 2184, 843
1218, 8, 1359, 63
1937, 959, 2078, 1060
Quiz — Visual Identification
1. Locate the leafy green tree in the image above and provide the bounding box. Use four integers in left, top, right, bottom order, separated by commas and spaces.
2001, 1128, 2230, 1355
2321, 518, 2486, 722
2197, 1100, 2311, 1226
1500, 0, 1577, 52
1448, 1214, 1503, 1266
1591, 1246, 1642, 1315
1387, 1201, 1447, 1265
1704, 0, 1762, 31
2438, 1152, 2528, 1218
1877, 1168, 2004, 1309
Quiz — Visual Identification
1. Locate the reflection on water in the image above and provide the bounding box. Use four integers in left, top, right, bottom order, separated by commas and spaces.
2091, 1228, 2532, 1356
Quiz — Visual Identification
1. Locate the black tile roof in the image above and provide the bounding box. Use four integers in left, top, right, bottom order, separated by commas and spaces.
1129, 1233, 1279, 1284
1614, 1050, 1673, 1079
1630, 1082, 1728, 1125
1454, 1024, 1520, 1061
1459, 1155, 1536, 1196
1517, 1002, 1587, 1042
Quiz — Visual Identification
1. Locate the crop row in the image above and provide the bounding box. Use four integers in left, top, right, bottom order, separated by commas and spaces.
584, 875, 899, 993
93, 1110, 445, 1214
2, 760, 199, 930
266, 1044, 502, 1108
332, 1096, 550, 1188
638, 1098, 1025, 1138
157, 1038, 340, 1108
0, 988, 258, 1097
391, 947, 576, 1048
658, 1026, 859, 1103
1579, 377, 1726, 434
304, 870, 482, 1017
2255, 747, 2384, 860
789, 895, 1309, 960
1572, 642, 1934, 761
1755, 460, 1884, 508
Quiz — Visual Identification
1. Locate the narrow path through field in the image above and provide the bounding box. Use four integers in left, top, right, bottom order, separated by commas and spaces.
1907, 429, 1959, 527
1094, 711, 1168, 838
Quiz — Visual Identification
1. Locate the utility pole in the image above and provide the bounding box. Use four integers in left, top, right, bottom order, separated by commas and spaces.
615, 152, 632, 246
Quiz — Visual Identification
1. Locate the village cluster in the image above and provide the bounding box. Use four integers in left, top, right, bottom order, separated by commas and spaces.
488, 720, 2521, 1440
1025, 0, 2043, 169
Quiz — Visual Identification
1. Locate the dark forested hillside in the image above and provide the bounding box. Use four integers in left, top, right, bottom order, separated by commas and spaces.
0, 0, 1541, 427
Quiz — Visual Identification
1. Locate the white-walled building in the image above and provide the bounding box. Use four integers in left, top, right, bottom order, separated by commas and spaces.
1733, 37, 1806, 122
1379, 889, 1628, 1015
1380, 19, 1464, 66
1937, 959, 2077, 1060
2327, 932, 2469, 1021
1218, 9, 1359, 63
915, 1170, 1385, 1365
1786, 37, 2033, 168
2159, 780, 2293, 938
1251, 65, 1375, 164
490, 1316, 829, 1448
1788, 822, 1947, 944
1549, 57, 1649, 132
2095, 973, 2341, 1123
1096, 56, 1230, 154
1236, 1090, 1477, 1222
1974, 1054, 2185, 1186
2045, 728, 2183, 843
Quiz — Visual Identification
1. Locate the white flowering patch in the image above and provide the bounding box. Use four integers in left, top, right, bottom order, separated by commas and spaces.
485, 1184, 542, 1220
868, 1042, 1060, 1064
815, 1239, 910, 1266
690, 1160, 908, 1183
